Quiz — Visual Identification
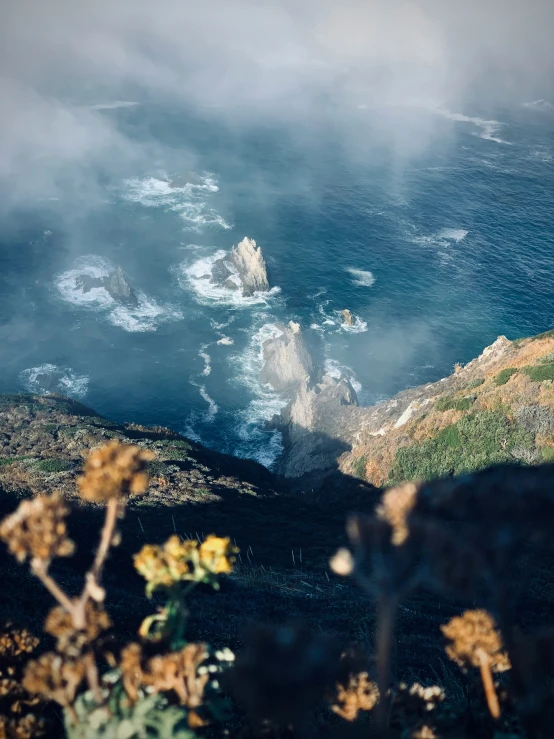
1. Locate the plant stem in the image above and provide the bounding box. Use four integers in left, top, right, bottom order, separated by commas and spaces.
83, 650, 103, 705
375, 594, 397, 737
30, 558, 76, 616
477, 648, 500, 719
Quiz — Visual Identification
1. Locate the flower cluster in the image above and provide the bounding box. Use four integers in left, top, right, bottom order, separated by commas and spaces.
134, 534, 238, 595
120, 642, 209, 709
77, 440, 155, 502
0, 493, 74, 565
45, 601, 112, 658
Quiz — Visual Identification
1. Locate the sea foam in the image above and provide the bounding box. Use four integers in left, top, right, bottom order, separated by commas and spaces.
346, 267, 376, 287
55, 255, 183, 333
20, 364, 89, 399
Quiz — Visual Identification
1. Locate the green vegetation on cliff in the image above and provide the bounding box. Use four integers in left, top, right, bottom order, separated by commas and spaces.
389, 411, 534, 485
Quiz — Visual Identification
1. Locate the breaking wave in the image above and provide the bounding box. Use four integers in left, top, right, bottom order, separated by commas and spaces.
231, 320, 288, 467
20, 364, 89, 399
121, 175, 231, 231
55, 255, 183, 333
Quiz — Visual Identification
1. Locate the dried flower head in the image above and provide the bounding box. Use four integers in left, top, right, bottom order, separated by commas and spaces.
134, 534, 237, 595
330, 672, 379, 722
120, 642, 209, 707
77, 440, 155, 502
44, 601, 111, 657
22, 653, 85, 708
0, 625, 39, 661
442, 610, 510, 672
0, 713, 47, 739
442, 610, 509, 720
0, 494, 74, 564
376, 482, 419, 546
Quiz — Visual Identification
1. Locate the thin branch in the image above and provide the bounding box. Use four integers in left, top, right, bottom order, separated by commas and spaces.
31, 558, 76, 616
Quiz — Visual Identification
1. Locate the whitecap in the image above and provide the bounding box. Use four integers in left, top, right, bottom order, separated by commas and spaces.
198, 346, 212, 376
180, 251, 281, 307
346, 267, 376, 287
411, 228, 468, 249
437, 228, 468, 243
431, 106, 511, 145
217, 337, 234, 346
121, 174, 230, 231
55, 255, 183, 333
20, 364, 89, 399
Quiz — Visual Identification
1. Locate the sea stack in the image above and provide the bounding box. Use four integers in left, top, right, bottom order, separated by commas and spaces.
229, 237, 270, 297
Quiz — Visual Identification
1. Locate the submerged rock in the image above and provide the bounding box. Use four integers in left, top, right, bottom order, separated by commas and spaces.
79, 267, 138, 307
341, 309, 354, 326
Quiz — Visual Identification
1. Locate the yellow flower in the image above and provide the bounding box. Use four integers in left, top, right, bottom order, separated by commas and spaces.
199, 535, 237, 574
134, 534, 238, 593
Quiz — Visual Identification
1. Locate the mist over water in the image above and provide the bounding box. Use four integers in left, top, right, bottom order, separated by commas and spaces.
1, 2, 554, 467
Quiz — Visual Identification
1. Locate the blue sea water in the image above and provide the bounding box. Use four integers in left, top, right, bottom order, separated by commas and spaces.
1, 99, 553, 466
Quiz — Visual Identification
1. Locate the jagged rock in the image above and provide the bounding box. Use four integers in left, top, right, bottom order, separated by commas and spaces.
259, 321, 359, 476
341, 310, 354, 326
79, 267, 138, 307
104, 267, 139, 306
229, 237, 269, 297
259, 322, 314, 394
208, 238, 270, 297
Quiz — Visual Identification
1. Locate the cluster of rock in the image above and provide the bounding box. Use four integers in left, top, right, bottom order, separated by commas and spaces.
79, 267, 138, 307
209, 237, 270, 297
259, 321, 359, 477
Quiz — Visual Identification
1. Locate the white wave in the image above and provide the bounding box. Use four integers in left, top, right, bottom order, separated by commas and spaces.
198, 386, 218, 421
437, 228, 468, 243
181, 251, 281, 307
55, 255, 183, 333
20, 364, 89, 399
523, 99, 553, 110
231, 320, 288, 467
340, 314, 368, 334
217, 337, 234, 346
324, 358, 362, 394
346, 267, 376, 287
121, 175, 230, 231
108, 297, 183, 333
198, 346, 212, 376
411, 228, 468, 248
432, 106, 510, 145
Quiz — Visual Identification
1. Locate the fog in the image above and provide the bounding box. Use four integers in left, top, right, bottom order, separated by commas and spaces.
0, 1, 553, 457
1, 1, 554, 206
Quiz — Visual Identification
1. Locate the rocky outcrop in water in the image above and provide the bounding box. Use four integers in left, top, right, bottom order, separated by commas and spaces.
259, 322, 359, 477
79, 267, 138, 307
209, 238, 270, 297
259, 322, 314, 393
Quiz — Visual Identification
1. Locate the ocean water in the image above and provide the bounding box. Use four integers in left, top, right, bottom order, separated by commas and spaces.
1, 99, 553, 467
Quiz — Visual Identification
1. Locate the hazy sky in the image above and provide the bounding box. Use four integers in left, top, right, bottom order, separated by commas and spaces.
1, 0, 553, 208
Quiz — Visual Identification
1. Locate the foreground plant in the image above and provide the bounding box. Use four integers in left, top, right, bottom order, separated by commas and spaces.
0, 441, 235, 737
134, 533, 237, 647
